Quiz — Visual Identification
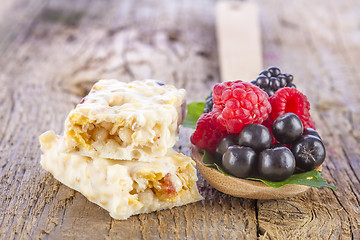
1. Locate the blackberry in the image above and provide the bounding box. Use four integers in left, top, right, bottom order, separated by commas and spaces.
255, 75, 270, 89
264, 89, 275, 97
284, 73, 294, 85
267, 66, 281, 77
278, 74, 287, 87
251, 66, 296, 97
259, 70, 272, 78
204, 91, 213, 113
269, 77, 280, 91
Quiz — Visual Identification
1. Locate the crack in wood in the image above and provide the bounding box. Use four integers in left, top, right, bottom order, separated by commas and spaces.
106, 218, 113, 237
332, 192, 354, 239
255, 200, 262, 237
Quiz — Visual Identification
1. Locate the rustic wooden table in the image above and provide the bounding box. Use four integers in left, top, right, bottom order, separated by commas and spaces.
1, 0, 359, 239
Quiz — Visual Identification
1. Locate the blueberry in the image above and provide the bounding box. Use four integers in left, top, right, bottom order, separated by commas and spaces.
267, 66, 281, 77
238, 124, 271, 152
291, 135, 326, 171
289, 83, 296, 88
255, 75, 270, 89
272, 113, 303, 144
303, 128, 321, 140
216, 135, 237, 157
269, 77, 281, 91
258, 147, 295, 181
222, 146, 257, 178
250, 79, 257, 85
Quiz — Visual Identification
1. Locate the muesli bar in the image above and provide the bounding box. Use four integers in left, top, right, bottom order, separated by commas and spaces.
40, 131, 203, 220
61, 79, 186, 161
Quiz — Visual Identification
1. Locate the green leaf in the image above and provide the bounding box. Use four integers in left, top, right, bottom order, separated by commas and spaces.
202, 150, 232, 176
247, 171, 337, 190
201, 150, 337, 190
182, 102, 205, 129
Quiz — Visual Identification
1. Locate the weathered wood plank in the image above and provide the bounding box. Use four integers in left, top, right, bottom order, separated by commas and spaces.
0, 0, 359, 239
256, 0, 360, 239
0, 0, 256, 239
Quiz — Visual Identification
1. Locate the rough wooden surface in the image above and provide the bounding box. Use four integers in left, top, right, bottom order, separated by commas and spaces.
0, 0, 359, 239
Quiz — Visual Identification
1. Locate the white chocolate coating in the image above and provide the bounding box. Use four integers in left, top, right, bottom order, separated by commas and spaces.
62, 79, 186, 161
40, 131, 203, 220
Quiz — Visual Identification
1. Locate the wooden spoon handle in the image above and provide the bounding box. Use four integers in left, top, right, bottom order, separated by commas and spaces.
216, 1, 262, 82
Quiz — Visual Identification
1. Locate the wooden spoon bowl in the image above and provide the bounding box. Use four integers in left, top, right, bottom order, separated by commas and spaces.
192, 146, 321, 199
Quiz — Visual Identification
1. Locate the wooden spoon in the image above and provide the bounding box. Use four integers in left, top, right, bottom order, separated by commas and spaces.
192, 146, 321, 199
191, 1, 321, 199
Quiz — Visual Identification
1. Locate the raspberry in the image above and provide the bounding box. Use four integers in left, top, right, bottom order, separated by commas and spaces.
262, 118, 278, 144
190, 109, 227, 153
269, 87, 315, 129
305, 116, 316, 129
212, 81, 271, 133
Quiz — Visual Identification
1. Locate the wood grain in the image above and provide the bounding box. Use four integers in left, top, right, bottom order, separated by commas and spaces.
0, 0, 359, 239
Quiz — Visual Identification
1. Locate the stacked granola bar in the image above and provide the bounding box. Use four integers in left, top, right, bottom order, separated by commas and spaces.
39, 80, 202, 220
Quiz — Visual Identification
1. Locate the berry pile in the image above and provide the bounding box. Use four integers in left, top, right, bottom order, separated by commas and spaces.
191, 66, 326, 182
218, 114, 325, 182
251, 66, 295, 97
